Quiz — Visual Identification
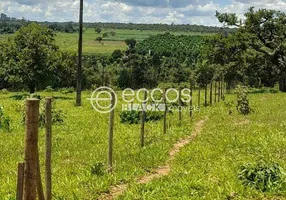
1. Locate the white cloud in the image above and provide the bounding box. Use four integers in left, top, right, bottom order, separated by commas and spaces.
0, 0, 285, 25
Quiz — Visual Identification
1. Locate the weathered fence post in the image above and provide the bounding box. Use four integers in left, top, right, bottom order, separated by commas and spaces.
37, 150, 45, 200
210, 82, 213, 106
45, 97, 52, 200
16, 163, 25, 200
178, 87, 182, 122
190, 81, 193, 118
23, 99, 39, 200
198, 86, 201, 108
108, 93, 115, 173
218, 79, 221, 102
140, 90, 147, 147
204, 84, 208, 107
163, 89, 167, 134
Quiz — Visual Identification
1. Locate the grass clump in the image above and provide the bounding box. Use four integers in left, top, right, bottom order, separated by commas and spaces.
0, 106, 10, 131
238, 161, 286, 193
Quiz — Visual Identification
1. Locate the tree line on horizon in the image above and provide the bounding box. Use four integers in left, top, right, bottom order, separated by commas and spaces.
0, 12, 235, 35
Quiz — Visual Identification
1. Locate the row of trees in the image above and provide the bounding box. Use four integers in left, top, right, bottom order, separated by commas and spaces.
0, 12, 235, 35
86, 22, 235, 34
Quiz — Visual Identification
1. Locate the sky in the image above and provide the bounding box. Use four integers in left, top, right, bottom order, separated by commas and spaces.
0, 0, 285, 26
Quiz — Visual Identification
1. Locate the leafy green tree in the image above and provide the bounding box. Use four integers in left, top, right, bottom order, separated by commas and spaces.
125, 38, 137, 50
95, 27, 102, 34
216, 7, 286, 91
95, 37, 103, 43
5, 23, 59, 93
111, 49, 123, 62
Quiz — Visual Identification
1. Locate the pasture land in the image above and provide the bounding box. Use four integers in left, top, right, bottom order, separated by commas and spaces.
0, 90, 285, 199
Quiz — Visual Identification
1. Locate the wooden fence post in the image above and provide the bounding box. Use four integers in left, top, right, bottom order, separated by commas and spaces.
108, 93, 116, 173
190, 81, 193, 118
16, 163, 25, 200
198, 86, 201, 108
23, 99, 39, 200
163, 89, 167, 134
45, 97, 52, 200
37, 150, 45, 200
204, 84, 208, 107
210, 82, 213, 106
178, 87, 182, 122
140, 90, 147, 147
218, 79, 221, 102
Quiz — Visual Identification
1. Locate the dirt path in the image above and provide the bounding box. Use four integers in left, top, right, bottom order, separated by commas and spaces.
99, 119, 206, 200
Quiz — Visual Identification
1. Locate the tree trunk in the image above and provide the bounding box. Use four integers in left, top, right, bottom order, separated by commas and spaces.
214, 82, 217, 103
29, 82, 36, 94
279, 73, 286, 92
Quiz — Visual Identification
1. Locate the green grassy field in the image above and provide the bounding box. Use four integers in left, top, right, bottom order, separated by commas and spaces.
119, 92, 286, 199
0, 28, 211, 55
0, 90, 285, 199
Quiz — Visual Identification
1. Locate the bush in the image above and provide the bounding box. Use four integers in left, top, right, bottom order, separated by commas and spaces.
235, 85, 252, 115
120, 110, 140, 124
238, 162, 286, 192
95, 37, 103, 43
120, 110, 164, 124
0, 106, 10, 131
146, 111, 164, 122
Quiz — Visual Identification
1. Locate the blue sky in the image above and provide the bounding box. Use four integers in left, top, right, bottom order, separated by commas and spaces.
0, 0, 285, 26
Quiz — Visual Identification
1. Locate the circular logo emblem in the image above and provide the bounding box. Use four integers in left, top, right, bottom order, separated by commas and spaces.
88, 87, 117, 114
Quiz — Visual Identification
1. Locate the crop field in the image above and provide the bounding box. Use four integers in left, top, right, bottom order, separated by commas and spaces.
0, 28, 211, 55
0, 90, 285, 199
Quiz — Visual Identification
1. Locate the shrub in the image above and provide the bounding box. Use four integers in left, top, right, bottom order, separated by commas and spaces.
238, 162, 286, 192
146, 111, 164, 122
120, 110, 140, 124
120, 110, 164, 124
235, 85, 252, 115
95, 37, 103, 43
